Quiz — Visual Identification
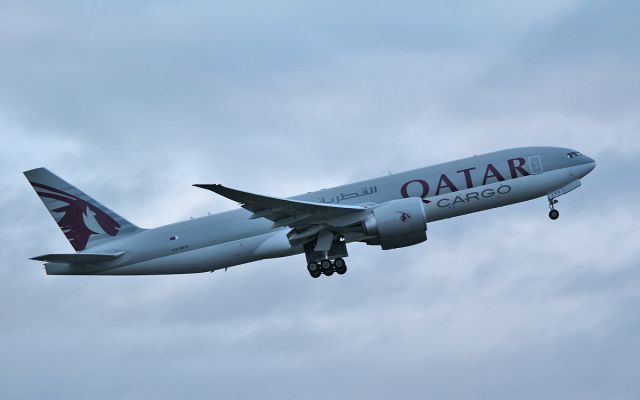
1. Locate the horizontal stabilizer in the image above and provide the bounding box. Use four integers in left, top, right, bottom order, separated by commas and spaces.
31, 251, 125, 264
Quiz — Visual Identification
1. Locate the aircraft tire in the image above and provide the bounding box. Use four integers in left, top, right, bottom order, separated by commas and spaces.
307, 262, 320, 274
334, 258, 347, 275
321, 259, 334, 276
549, 209, 560, 220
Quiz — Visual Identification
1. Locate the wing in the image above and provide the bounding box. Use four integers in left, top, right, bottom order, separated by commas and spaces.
194, 184, 368, 244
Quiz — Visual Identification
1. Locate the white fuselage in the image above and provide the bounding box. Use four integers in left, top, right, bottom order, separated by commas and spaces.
44, 146, 596, 275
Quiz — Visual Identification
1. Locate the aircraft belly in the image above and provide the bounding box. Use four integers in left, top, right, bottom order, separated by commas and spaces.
98, 230, 301, 275
253, 230, 301, 259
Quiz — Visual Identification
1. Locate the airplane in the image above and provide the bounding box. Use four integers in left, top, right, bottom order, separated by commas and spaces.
25, 146, 596, 278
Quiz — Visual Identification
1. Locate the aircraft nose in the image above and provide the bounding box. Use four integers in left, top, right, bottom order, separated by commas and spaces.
585, 156, 596, 172
579, 155, 596, 177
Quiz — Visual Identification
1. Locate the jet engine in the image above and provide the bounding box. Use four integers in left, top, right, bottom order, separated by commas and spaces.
363, 197, 427, 250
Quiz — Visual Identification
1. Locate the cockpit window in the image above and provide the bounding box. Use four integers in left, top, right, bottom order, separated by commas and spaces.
567, 152, 583, 159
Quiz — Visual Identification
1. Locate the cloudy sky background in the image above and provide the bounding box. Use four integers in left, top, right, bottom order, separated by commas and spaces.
1, 0, 639, 398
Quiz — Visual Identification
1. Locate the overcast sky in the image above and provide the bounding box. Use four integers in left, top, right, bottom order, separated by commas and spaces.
1, 1, 639, 399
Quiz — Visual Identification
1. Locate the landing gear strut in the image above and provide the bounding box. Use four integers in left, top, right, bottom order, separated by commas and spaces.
548, 198, 560, 220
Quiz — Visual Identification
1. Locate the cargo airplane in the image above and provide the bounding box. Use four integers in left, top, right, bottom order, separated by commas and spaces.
25, 146, 596, 277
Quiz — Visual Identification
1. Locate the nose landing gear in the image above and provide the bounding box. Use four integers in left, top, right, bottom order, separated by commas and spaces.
548, 198, 560, 220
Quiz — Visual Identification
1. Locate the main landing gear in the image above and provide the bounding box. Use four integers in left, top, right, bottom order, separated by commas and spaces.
304, 234, 349, 279
307, 258, 347, 278
548, 198, 560, 220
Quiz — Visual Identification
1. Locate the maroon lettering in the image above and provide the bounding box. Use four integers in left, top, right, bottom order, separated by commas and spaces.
507, 158, 530, 179
435, 174, 458, 195
401, 179, 430, 201
456, 167, 476, 189
482, 164, 505, 185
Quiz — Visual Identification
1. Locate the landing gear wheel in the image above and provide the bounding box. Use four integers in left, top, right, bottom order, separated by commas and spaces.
307, 262, 321, 278
321, 259, 334, 276
334, 258, 347, 275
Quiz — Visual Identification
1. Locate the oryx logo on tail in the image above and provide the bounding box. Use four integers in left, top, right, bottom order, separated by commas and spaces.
30, 182, 121, 251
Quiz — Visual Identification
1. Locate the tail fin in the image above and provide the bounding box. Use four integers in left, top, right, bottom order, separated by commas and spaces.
24, 168, 143, 251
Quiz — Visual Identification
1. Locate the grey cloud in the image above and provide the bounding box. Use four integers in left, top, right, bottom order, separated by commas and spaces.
1, 1, 638, 399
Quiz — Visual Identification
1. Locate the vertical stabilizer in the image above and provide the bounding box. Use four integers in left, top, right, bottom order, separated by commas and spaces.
24, 168, 143, 251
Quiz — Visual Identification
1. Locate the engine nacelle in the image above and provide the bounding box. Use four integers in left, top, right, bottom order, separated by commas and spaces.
363, 197, 427, 250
